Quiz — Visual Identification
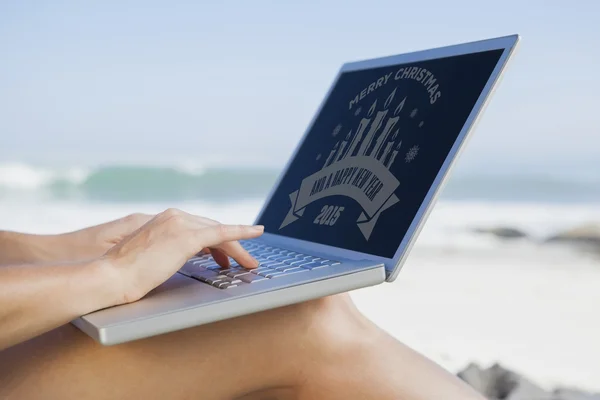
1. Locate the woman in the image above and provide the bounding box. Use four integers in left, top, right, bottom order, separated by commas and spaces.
0, 209, 484, 399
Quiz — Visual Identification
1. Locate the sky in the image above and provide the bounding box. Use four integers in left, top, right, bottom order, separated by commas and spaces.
0, 0, 599, 176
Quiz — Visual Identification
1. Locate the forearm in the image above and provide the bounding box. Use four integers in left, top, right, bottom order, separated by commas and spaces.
0, 231, 65, 265
0, 259, 120, 350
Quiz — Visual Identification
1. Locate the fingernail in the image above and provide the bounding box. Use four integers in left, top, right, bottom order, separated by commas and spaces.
252, 225, 264, 232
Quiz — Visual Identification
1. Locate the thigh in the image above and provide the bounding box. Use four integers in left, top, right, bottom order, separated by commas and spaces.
0, 302, 320, 400
0, 295, 480, 400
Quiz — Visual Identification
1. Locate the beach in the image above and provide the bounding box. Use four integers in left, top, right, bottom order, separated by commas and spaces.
1, 164, 599, 392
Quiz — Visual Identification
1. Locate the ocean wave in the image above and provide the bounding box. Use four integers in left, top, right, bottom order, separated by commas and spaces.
0, 163, 279, 202
2, 162, 600, 203
0, 163, 90, 189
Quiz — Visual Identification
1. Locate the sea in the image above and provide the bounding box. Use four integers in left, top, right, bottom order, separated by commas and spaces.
1, 161, 599, 391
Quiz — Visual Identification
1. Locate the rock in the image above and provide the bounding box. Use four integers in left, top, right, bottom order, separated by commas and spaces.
457, 363, 550, 399
474, 227, 529, 239
552, 388, 600, 400
545, 224, 600, 246
457, 363, 600, 400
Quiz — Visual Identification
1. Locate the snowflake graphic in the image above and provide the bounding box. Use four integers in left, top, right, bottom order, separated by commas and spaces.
410, 108, 418, 118
405, 145, 419, 163
354, 106, 362, 116
418, 121, 424, 128
332, 124, 342, 137
316, 153, 322, 161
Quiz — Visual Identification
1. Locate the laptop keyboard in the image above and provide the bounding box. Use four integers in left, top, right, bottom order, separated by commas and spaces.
178, 241, 341, 289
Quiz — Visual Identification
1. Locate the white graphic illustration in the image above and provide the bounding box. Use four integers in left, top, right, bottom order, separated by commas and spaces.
279, 75, 434, 241
405, 145, 419, 163
316, 153, 322, 161
419, 121, 424, 128
279, 89, 414, 240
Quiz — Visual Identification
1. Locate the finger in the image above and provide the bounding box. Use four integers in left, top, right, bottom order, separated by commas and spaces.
195, 225, 264, 268
210, 248, 230, 268
214, 240, 258, 269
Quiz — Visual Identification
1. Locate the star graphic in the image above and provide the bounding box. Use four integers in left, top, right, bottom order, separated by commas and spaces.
316, 153, 322, 161
332, 124, 342, 137
354, 106, 362, 116
410, 108, 418, 118
405, 145, 419, 163
419, 121, 424, 128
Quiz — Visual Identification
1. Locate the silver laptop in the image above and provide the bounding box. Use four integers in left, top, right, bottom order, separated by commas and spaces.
73, 34, 520, 345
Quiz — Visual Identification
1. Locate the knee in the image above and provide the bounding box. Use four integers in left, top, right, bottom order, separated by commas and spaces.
297, 293, 373, 338
287, 294, 378, 365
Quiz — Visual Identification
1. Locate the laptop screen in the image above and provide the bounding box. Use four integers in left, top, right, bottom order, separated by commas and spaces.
258, 49, 504, 258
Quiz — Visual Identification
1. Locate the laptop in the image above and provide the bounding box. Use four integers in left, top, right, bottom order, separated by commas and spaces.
73, 34, 520, 345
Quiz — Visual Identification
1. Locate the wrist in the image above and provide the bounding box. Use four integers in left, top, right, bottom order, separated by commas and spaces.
77, 257, 128, 314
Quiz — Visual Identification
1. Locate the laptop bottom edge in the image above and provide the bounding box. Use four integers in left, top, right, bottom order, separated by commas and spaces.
72, 265, 386, 346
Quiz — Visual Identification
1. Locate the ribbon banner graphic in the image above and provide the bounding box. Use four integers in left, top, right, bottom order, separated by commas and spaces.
280, 156, 399, 240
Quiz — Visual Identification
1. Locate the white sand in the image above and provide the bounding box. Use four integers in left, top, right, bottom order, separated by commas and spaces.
351, 245, 600, 392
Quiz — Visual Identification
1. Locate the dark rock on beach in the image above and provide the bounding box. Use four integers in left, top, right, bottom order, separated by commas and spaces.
473, 227, 529, 239
544, 224, 600, 256
545, 224, 600, 247
457, 363, 600, 400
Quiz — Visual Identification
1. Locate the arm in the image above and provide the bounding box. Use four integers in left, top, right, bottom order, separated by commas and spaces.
0, 231, 63, 265
0, 213, 153, 266
0, 259, 118, 349
0, 209, 263, 350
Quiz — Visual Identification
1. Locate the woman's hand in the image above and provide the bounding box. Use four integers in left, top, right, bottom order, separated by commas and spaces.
0, 208, 263, 349
55, 213, 154, 261
57, 213, 250, 267
102, 208, 263, 304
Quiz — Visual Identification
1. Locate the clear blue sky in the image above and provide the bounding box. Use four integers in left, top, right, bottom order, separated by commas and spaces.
0, 0, 598, 176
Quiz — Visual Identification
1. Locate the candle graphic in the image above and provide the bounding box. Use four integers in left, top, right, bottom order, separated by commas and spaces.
380, 130, 399, 165
335, 130, 353, 162
324, 141, 339, 167
346, 99, 377, 158
386, 139, 403, 168
372, 96, 406, 159
357, 88, 397, 157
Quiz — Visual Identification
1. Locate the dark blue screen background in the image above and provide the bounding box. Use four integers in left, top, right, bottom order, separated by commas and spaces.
258, 49, 503, 258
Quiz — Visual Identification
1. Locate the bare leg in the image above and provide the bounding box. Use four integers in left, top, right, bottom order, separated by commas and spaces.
0, 294, 483, 400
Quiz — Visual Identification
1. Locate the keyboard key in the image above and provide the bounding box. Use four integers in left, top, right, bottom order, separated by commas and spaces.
203, 275, 230, 285
179, 263, 205, 276
262, 271, 286, 278
251, 267, 273, 274
299, 262, 328, 270
260, 260, 282, 267
226, 270, 252, 278
191, 270, 220, 280
239, 274, 268, 283
274, 265, 300, 272
204, 263, 223, 270
272, 268, 308, 277
215, 267, 243, 275
261, 262, 285, 269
